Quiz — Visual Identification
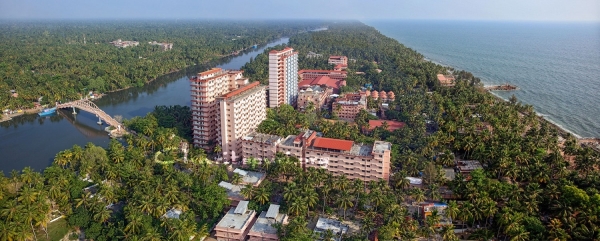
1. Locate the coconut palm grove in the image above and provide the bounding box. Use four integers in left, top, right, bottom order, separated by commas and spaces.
1, 21, 600, 241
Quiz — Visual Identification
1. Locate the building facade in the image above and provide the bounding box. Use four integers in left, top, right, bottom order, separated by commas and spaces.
268, 48, 298, 108
328, 55, 348, 65
297, 85, 333, 111
242, 130, 392, 181
241, 132, 283, 162
248, 204, 288, 241
298, 69, 347, 82
216, 82, 267, 163
214, 201, 257, 241
332, 93, 367, 121
190, 68, 248, 150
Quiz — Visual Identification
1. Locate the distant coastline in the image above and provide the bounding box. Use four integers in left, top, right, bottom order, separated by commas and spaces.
369, 20, 600, 139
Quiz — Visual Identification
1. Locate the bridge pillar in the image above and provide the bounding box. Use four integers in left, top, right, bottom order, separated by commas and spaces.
96, 115, 102, 125
72, 107, 77, 115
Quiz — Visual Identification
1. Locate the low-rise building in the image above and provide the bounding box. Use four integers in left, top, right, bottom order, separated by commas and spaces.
214, 201, 257, 241
366, 120, 406, 133
241, 132, 283, 162
278, 130, 392, 181
328, 56, 348, 65
456, 160, 483, 174
306, 51, 323, 58
313, 217, 349, 241
149, 41, 173, 51
437, 74, 456, 87
109, 39, 139, 48
333, 64, 348, 71
298, 75, 346, 94
298, 70, 347, 82
218, 181, 244, 206
332, 93, 367, 121
297, 85, 333, 111
248, 204, 288, 241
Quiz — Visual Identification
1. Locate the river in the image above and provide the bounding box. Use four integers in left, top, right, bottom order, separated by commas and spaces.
0, 37, 289, 174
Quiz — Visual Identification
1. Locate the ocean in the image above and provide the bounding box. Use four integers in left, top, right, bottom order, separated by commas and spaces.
367, 20, 600, 138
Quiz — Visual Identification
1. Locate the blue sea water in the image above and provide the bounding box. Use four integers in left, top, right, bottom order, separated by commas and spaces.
368, 20, 600, 138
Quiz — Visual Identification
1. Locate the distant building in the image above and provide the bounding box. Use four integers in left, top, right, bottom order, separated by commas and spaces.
437, 74, 456, 87
149, 41, 173, 51
332, 93, 367, 121
333, 64, 348, 71
216, 82, 267, 163
328, 56, 348, 65
456, 160, 483, 174
214, 201, 257, 241
306, 51, 323, 58
298, 75, 346, 94
366, 120, 406, 133
109, 39, 139, 48
298, 70, 347, 82
269, 47, 298, 108
313, 217, 349, 241
297, 85, 333, 111
248, 204, 288, 241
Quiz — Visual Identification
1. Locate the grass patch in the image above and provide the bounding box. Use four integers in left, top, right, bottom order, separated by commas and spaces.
35, 217, 71, 241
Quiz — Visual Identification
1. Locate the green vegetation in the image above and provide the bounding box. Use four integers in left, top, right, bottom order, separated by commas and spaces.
0, 20, 325, 110
2, 21, 600, 241
242, 21, 600, 240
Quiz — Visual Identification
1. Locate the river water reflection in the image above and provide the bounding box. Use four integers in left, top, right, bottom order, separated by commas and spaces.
0, 38, 289, 174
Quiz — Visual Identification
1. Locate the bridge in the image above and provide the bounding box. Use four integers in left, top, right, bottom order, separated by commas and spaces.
56, 99, 122, 130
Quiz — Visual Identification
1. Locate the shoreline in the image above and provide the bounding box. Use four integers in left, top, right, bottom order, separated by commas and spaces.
421, 54, 597, 140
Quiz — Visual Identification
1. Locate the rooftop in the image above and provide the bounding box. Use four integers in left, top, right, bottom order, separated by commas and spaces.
314, 217, 348, 241
220, 81, 261, 99
456, 160, 483, 173
368, 120, 406, 131
216, 207, 256, 230
242, 132, 282, 145
233, 168, 266, 186
372, 141, 392, 154
218, 181, 244, 201
312, 137, 354, 151
250, 205, 287, 235
163, 208, 182, 219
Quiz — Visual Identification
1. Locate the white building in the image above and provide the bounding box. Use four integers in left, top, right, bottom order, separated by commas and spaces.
268, 47, 298, 108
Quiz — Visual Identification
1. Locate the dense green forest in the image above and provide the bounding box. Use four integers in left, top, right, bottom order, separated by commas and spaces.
2, 21, 600, 241
243, 22, 600, 240
0, 20, 326, 111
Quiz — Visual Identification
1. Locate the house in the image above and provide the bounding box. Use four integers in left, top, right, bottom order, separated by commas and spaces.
248, 204, 288, 241
328, 56, 348, 65
313, 217, 349, 241
214, 201, 257, 241
366, 120, 405, 133
437, 74, 456, 87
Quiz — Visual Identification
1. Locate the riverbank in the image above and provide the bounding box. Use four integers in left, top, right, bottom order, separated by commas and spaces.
0, 106, 44, 123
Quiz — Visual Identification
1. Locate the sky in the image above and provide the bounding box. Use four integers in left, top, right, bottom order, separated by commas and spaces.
0, 0, 599, 22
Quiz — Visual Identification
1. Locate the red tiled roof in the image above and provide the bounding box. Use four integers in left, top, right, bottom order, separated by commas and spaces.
298, 76, 343, 90
369, 120, 406, 131
199, 68, 222, 77
312, 137, 353, 151
298, 70, 347, 74
221, 82, 260, 99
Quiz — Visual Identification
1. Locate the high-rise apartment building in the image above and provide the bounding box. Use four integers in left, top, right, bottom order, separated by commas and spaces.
190, 68, 248, 150
216, 82, 267, 163
268, 47, 298, 108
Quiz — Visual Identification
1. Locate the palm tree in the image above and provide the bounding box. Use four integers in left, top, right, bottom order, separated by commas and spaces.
254, 187, 270, 205
337, 191, 354, 219
240, 184, 255, 200
446, 200, 460, 224
288, 198, 306, 217
304, 189, 319, 216
230, 173, 243, 186
124, 210, 145, 235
